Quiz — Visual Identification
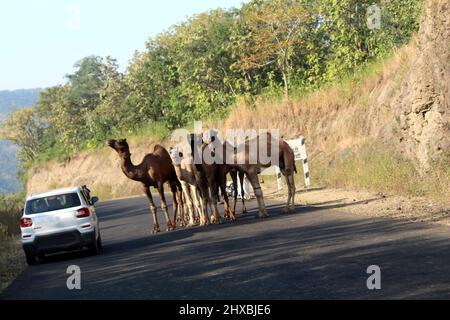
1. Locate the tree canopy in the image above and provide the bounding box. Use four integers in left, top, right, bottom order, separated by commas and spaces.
1, 0, 424, 166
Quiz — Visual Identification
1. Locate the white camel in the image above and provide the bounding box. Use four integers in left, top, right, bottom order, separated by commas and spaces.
169, 146, 209, 227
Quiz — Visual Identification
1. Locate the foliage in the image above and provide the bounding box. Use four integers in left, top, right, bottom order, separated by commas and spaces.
0, 108, 44, 162
0, 89, 40, 194
0, 0, 424, 172
238, 0, 310, 98
0, 195, 23, 238
0, 195, 25, 293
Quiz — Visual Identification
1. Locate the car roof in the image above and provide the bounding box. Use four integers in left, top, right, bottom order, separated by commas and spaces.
26, 187, 82, 201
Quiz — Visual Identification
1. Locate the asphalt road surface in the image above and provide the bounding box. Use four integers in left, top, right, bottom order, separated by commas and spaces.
2, 193, 450, 300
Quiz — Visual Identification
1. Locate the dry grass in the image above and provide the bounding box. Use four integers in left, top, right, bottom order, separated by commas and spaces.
207, 41, 449, 199
220, 43, 414, 142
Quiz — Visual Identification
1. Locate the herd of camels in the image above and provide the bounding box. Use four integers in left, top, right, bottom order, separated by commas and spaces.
107, 130, 297, 234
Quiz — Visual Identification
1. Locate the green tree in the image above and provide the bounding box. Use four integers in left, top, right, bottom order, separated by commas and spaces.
239, 0, 310, 99
126, 39, 178, 125
0, 108, 44, 162
66, 55, 104, 108
170, 9, 240, 118
87, 56, 129, 145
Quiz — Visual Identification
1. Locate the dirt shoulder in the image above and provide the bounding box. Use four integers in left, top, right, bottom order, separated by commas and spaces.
262, 184, 450, 227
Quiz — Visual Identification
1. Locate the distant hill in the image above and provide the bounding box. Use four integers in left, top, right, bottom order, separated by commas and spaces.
0, 88, 41, 118
0, 88, 41, 194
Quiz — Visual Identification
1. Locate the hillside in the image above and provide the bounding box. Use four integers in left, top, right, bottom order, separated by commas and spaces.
0, 89, 41, 118
219, 0, 449, 195
26, 0, 449, 201
0, 89, 40, 194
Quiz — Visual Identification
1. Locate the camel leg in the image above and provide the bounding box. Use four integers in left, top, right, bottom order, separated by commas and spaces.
179, 182, 191, 227
238, 170, 248, 214
190, 185, 203, 225
175, 183, 185, 228
288, 173, 296, 211
210, 192, 221, 224
220, 181, 236, 221
179, 189, 185, 225
158, 183, 175, 231
143, 185, 160, 234
218, 169, 236, 221
230, 170, 238, 217
208, 181, 221, 224
247, 171, 268, 218
174, 183, 185, 227
286, 173, 296, 211
281, 169, 296, 213
189, 185, 200, 225
196, 185, 209, 226
201, 196, 209, 225
283, 173, 292, 214
181, 182, 196, 227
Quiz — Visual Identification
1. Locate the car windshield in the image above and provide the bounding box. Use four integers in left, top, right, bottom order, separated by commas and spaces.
25, 192, 81, 215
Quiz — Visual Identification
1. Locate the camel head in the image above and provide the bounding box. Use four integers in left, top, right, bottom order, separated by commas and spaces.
202, 129, 218, 145
169, 147, 184, 165
107, 139, 131, 158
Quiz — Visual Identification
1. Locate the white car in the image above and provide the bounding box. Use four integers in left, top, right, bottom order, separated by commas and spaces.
20, 186, 101, 265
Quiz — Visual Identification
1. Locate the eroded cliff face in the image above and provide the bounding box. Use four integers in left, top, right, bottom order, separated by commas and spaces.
396, 0, 450, 171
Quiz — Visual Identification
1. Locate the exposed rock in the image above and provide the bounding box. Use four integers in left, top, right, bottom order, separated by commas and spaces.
395, 0, 450, 171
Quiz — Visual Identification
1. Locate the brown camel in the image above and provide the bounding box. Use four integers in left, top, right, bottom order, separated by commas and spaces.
203, 130, 296, 217
189, 134, 246, 221
107, 139, 184, 233
188, 133, 223, 224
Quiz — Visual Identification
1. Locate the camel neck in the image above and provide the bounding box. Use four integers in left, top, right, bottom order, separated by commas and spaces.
173, 162, 183, 177
120, 155, 141, 180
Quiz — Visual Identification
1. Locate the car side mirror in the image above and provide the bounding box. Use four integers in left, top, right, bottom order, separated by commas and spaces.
91, 196, 99, 205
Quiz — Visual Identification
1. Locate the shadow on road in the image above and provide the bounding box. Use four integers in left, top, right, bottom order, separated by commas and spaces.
3, 193, 450, 300
40, 194, 388, 263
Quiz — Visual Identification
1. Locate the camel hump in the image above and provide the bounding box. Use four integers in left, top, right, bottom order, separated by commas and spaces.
153, 144, 166, 153
152, 144, 172, 160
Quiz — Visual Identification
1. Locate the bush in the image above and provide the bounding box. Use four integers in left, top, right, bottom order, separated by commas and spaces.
0, 195, 25, 293
0, 195, 23, 238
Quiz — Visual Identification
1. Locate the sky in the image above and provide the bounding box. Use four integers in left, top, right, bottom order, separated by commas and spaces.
0, 0, 246, 91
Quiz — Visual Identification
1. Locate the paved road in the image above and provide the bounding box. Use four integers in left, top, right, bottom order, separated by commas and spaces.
2, 193, 450, 299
